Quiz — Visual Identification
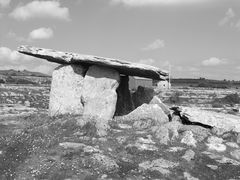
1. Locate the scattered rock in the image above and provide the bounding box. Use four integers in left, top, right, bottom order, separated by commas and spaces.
154, 126, 170, 145
127, 143, 158, 152
207, 136, 224, 144
206, 136, 226, 152
167, 147, 185, 152
226, 142, 239, 148
91, 153, 119, 172
182, 149, 195, 161
49, 65, 85, 116
24, 101, 30, 107
59, 142, 102, 153
202, 151, 240, 166
59, 142, 84, 149
118, 123, 132, 129
206, 143, 226, 152
230, 150, 240, 160
237, 133, 240, 144
206, 164, 218, 170
133, 119, 154, 130
123, 103, 168, 129
180, 125, 210, 142
117, 136, 127, 144
181, 107, 240, 133
139, 158, 179, 175
127, 136, 158, 151
150, 96, 171, 117
181, 131, 197, 147
183, 172, 199, 180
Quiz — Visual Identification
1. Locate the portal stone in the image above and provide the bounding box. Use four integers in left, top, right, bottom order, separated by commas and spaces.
49, 64, 86, 116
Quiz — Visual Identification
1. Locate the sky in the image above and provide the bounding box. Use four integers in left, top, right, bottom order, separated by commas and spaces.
0, 0, 240, 80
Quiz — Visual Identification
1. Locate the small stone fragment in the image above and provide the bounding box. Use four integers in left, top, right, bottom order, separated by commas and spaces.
91, 153, 119, 172
206, 164, 218, 170
230, 150, 240, 160
154, 126, 170, 145
182, 149, 195, 161
226, 142, 239, 148
181, 131, 197, 147
139, 158, 179, 175
183, 172, 199, 180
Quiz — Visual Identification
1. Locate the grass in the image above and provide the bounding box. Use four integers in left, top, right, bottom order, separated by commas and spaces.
0, 114, 97, 179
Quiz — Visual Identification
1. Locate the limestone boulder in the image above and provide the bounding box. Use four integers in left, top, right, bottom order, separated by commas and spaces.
49, 65, 86, 116
81, 65, 120, 135
122, 104, 168, 129
150, 96, 171, 117
182, 107, 240, 133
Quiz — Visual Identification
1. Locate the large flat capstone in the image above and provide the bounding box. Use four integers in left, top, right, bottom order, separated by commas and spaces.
18, 45, 168, 80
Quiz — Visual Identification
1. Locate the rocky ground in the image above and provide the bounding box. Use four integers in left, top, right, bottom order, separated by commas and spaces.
0, 85, 240, 180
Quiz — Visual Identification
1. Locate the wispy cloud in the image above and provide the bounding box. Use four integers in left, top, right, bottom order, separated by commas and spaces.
9, 1, 70, 21
219, 8, 235, 26
0, 47, 31, 65
202, 57, 227, 66
143, 39, 165, 51
29, 28, 54, 40
0, 0, 10, 8
111, 0, 207, 6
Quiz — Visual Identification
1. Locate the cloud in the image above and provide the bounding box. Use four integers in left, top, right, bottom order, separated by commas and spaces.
29, 28, 53, 40
202, 57, 227, 66
143, 39, 165, 51
9, 1, 70, 21
111, 0, 207, 6
219, 8, 235, 26
0, 47, 31, 64
236, 66, 240, 70
0, 0, 10, 8
0, 47, 56, 75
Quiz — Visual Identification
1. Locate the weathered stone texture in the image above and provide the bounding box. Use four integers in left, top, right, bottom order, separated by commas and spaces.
81, 65, 120, 135
49, 65, 86, 116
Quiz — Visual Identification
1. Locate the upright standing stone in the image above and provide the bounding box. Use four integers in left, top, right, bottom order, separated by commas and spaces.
49, 65, 86, 116
115, 76, 135, 116
81, 65, 120, 136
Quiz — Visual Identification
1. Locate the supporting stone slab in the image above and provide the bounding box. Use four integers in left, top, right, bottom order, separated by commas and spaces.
81, 65, 120, 136
49, 64, 86, 116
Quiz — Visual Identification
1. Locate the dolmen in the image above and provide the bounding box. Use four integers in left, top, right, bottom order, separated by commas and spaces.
18, 45, 168, 136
